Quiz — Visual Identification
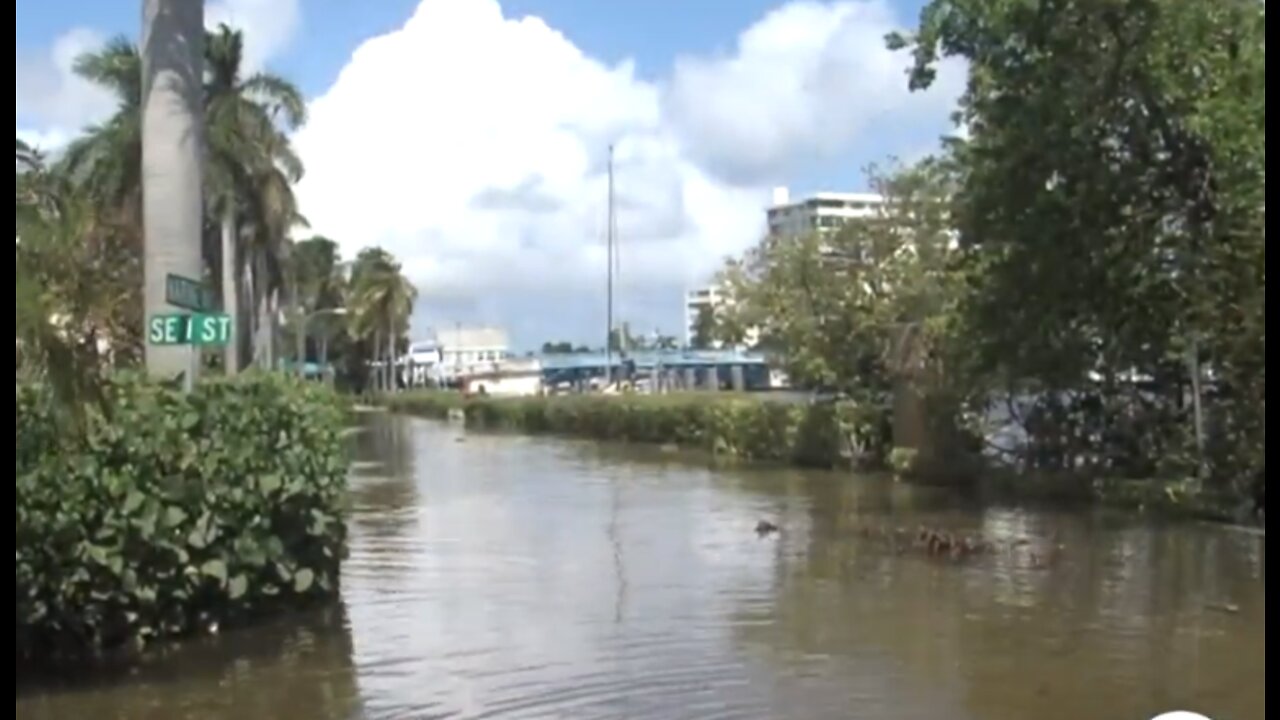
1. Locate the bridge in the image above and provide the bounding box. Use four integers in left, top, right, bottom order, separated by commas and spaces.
536, 348, 776, 391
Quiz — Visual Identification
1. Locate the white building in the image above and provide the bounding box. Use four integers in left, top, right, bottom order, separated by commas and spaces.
435, 325, 510, 380
766, 186, 885, 237
461, 357, 544, 397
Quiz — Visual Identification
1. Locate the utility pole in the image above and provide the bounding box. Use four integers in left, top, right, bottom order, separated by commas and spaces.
605, 144, 615, 387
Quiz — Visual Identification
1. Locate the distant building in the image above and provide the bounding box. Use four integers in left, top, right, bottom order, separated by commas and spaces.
435, 325, 511, 380
766, 186, 885, 237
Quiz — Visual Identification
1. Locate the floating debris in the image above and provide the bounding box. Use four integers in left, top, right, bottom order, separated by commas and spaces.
848, 523, 1060, 565
755, 520, 780, 536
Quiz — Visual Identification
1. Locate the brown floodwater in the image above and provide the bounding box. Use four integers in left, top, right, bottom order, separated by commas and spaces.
16, 414, 1265, 720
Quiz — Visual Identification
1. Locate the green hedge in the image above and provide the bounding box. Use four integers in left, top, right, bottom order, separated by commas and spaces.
384, 391, 885, 468
16, 373, 350, 662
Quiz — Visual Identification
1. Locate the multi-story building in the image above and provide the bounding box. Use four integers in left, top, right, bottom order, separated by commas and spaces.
766, 186, 885, 237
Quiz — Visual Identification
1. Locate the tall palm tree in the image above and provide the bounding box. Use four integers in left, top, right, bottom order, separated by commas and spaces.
204, 23, 307, 373
140, 0, 205, 379
66, 21, 305, 375
348, 248, 416, 393
290, 235, 345, 369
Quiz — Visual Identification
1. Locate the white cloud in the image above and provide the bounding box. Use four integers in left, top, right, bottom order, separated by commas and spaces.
294, 0, 962, 348
15, 28, 117, 146
662, 0, 966, 185
206, 0, 301, 75
15, 0, 300, 150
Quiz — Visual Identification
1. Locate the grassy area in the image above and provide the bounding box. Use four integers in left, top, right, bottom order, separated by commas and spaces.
382, 391, 1258, 524
383, 390, 886, 469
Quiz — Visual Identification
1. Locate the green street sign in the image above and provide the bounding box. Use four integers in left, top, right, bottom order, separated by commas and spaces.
165, 273, 215, 312
148, 313, 232, 346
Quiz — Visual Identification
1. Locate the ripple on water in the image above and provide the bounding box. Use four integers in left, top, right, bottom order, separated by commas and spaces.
15, 416, 1266, 720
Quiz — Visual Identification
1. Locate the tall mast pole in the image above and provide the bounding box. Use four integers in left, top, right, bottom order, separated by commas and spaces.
606, 144, 614, 387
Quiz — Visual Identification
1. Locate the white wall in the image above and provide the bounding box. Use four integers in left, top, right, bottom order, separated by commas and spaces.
468, 373, 543, 397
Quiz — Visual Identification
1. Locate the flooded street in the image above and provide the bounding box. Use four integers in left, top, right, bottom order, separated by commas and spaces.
17, 414, 1266, 720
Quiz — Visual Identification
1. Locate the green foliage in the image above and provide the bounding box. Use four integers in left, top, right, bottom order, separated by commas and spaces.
689, 305, 718, 350
17, 150, 143, 421
385, 391, 884, 469
347, 247, 417, 393
714, 160, 963, 473
890, 0, 1265, 487
15, 374, 350, 662
720, 160, 960, 400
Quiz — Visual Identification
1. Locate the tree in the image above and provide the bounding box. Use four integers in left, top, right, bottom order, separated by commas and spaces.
140, 0, 206, 379
348, 248, 417, 393
890, 0, 1265, 482
60, 38, 144, 224
541, 341, 574, 354
689, 306, 718, 350
17, 151, 139, 422
720, 160, 959, 395
289, 236, 346, 368
204, 23, 307, 373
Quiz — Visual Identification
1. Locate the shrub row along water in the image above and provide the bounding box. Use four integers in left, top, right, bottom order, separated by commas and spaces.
384, 391, 886, 468
16, 374, 350, 663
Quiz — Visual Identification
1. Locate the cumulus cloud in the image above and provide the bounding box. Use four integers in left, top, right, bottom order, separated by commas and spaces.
15, 0, 300, 150
15, 28, 117, 147
663, 0, 966, 186
294, 0, 962, 348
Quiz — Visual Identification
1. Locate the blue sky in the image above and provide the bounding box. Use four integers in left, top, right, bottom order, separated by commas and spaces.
16, 0, 960, 349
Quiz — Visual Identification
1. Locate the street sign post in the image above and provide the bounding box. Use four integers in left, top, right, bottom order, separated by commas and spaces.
160, 274, 218, 393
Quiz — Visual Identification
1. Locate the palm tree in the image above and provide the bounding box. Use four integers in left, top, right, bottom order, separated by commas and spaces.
290, 235, 346, 369
66, 22, 305, 375
348, 248, 416, 393
140, 0, 205, 379
204, 23, 307, 373
60, 37, 144, 225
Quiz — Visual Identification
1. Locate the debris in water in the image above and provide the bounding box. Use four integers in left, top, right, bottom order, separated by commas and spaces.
756, 520, 779, 536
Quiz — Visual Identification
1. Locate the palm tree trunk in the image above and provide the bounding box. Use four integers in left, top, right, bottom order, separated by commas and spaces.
319, 333, 329, 383
220, 204, 238, 374
140, 0, 205, 380
252, 255, 273, 369
266, 288, 279, 370
293, 272, 305, 378
372, 329, 382, 393
238, 262, 252, 369
386, 316, 396, 393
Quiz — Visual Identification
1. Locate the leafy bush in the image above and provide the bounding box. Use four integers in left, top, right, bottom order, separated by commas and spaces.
15, 373, 350, 662
384, 391, 884, 468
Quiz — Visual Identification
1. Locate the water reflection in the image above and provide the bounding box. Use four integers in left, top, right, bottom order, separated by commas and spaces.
15, 605, 360, 720
16, 416, 1266, 720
